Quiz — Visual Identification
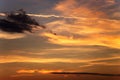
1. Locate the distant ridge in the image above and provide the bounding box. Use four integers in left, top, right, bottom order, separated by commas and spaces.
51, 72, 120, 76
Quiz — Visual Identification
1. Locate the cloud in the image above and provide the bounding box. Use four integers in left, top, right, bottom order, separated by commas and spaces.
32, 45, 120, 60
28, 13, 74, 19
0, 61, 120, 80
0, 13, 5, 16
16, 69, 120, 76
0, 9, 43, 33
0, 31, 25, 39
17, 69, 36, 74
1, 45, 119, 65
54, 0, 108, 18
0, 51, 120, 64
40, 0, 120, 49
16, 69, 62, 74
0, 55, 87, 63
41, 30, 120, 48
54, 0, 120, 19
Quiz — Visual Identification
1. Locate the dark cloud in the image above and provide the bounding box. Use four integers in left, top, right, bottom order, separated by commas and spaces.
0, 9, 44, 33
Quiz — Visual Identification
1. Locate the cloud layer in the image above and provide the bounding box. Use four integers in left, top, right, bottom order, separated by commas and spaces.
41, 0, 120, 49
0, 0, 120, 80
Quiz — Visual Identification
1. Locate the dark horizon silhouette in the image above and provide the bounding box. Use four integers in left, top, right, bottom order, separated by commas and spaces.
51, 72, 120, 76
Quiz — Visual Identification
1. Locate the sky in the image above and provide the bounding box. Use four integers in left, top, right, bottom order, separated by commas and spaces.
0, 0, 120, 80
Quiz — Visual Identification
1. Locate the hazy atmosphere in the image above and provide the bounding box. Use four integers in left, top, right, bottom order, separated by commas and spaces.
0, 0, 120, 80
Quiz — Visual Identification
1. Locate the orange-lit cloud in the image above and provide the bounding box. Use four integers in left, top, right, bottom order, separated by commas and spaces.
0, 13, 5, 16
41, 31, 120, 48
40, 0, 120, 49
0, 1, 120, 79
0, 54, 120, 64
54, 0, 107, 18
16, 69, 62, 74
0, 55, 88, 63
17, 69, 36, 74
38, 69, 62, 74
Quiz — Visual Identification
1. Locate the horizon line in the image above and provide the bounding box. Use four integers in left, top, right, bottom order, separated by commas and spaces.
51, 72, 120, 76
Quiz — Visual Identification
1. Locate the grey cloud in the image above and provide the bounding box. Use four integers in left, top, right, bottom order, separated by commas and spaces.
0, 9, 45, 33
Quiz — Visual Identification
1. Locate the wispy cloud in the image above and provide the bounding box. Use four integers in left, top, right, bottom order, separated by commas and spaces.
40, 0, 120, 49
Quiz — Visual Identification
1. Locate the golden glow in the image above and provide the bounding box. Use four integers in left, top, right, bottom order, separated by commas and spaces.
17, 69, 36, 74
0, 0, 120, 78
1, 55, 120, 64
0, 55, 88, 63
41, 32, 100, 45
41, 32, 120, 48
38, 69, 62, 74
16, 69, 62, 74
40, 0, 120, 49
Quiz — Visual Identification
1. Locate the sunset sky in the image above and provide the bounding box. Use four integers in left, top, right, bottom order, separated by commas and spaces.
0, 0, 120, 80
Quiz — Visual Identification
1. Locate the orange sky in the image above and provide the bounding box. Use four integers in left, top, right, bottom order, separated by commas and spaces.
0, 0, 120, 80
